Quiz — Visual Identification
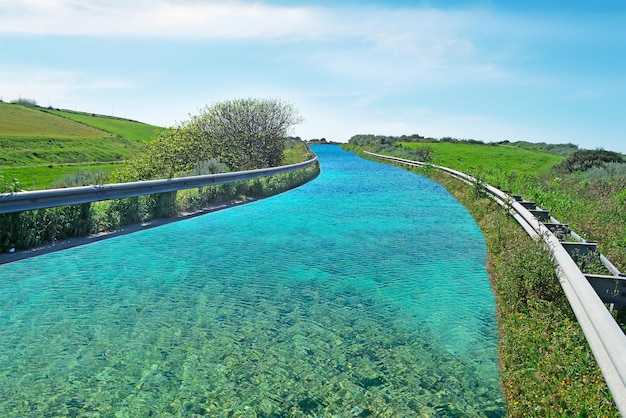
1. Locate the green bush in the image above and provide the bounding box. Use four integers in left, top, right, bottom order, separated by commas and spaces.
0, 203, 91, 251
575, 162, 626, 180
144, 192, 178, 219
557, 150, 625, 174
188, 159, 229, 176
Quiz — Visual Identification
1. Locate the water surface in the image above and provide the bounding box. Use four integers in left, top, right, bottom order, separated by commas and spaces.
0, 145, 504, 416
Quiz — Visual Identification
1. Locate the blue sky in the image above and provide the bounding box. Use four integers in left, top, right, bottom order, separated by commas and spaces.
1, 0, 625, 152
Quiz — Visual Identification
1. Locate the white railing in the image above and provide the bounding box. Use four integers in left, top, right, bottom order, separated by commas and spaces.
365, 151, 626, 414
0, 156, 318, 215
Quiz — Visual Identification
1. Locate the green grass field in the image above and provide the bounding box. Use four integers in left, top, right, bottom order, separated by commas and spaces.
0, 136, 140, 166
1, 163, 127, 190
400, 141, 564, 176
43, 108, 164, 143
0, 102, 162, 189
0, 102, 112, 139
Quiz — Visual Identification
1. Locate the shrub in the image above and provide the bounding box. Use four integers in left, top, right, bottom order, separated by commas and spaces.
575, 162, 626, 180
10, 98, 38, 107
188, 159, 229, 176
0, 175, 21, 193
51, 169, 110, 188
557, 150, 625, 173
400, 146, 432, 163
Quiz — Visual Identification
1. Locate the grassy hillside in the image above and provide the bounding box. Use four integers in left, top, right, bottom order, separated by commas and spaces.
0, 102, 111, 139
0, 102, 163, 189
42, 108, 162, 143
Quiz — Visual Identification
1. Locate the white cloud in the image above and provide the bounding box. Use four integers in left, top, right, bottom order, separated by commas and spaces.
0, 1, 518, 85
0, 0, 329, 39
0, 68, 136, 105
4, 1, 622, 151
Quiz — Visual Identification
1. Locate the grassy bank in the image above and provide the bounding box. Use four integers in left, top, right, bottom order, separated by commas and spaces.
0, 163, 126, 191
1, 100, 317, 254
431, 170, 617, 417
42, 108, 164, 143
344, 143, 621, 416
347, 140, 625, 271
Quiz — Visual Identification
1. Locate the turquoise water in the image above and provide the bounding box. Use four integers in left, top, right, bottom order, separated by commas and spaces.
0, 145, 504, 417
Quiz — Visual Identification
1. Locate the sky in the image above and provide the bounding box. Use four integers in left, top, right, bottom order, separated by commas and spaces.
1, 0, 625, 153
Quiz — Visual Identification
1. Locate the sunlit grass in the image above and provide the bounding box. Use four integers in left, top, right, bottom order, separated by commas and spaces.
0, 102, 110, 139
43, 108, 164, 143
400, 141, 563, 179
1, 163, 127, 191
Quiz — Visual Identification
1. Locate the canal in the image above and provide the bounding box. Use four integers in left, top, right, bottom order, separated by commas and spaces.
0, 145, 504, 416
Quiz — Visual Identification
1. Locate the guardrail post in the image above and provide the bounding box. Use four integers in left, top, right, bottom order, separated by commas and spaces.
529, 208, 550, 222
584, 273, 626, 306
561, 241, 599, 261
543, 223, 570, 240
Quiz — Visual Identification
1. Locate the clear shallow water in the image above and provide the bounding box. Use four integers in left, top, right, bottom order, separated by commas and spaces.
0, 145, 504, 417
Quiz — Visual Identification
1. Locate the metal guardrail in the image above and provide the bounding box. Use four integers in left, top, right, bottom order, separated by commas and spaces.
0, 156, 318, 215
365, 151, 626, 414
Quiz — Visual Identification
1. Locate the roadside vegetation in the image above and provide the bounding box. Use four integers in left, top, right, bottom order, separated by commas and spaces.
0, 98, 318, 253
344, 135, 625, 416
435, 171, 617, 417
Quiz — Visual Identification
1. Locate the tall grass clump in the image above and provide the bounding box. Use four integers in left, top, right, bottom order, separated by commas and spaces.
51, 168, 110, 188
0, 204, 92, 251
0, 174, 21, 193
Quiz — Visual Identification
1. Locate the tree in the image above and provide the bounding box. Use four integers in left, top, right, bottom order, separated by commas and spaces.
120, 127, 213, 180
120, 98, 303, 180
11, 98, 37, 107
190, 98, 303, 170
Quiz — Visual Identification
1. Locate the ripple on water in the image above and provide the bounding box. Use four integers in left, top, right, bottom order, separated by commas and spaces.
0, 146, 505, 416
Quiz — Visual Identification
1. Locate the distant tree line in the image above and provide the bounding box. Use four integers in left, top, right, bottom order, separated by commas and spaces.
347, 134, 587, 159
345, 134, 433, 162
348, 133, 428, 147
